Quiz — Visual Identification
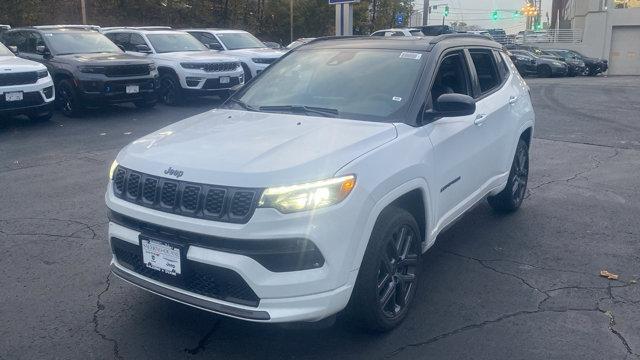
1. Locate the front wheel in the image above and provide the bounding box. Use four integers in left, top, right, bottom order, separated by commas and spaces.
488, 139, 529, 212
159, 73, 183, 106
56, 80, 83, 117
348, 206, 421, 332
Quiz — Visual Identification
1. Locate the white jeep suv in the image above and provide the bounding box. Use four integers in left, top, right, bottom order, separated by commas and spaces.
103, 28, 244, 105
0, 42, 54, 121
183, 29, 284, 81
106, 35, 534, 331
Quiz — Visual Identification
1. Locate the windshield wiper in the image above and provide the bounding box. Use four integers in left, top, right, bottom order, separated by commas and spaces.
258, 105, 339, 118
228, 98, 258, 111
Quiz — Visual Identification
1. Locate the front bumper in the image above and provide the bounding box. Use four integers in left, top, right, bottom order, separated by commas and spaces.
77, 74, 159, 104
105, 179, 371, 322
179, 68, 244, 92
1, 76, 55, 116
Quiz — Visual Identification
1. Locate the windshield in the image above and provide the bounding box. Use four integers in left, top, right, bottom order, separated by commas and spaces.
229, 48, 426, 122
216, 32, 265, 50
0, 42, 13, 56
146, 33, 207, 53
47, 32, 122, 55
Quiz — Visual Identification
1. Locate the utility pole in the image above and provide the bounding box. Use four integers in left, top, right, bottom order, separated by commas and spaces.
290, 0, 293, 43
80, 0, 87, 24
422, 0, 429, 25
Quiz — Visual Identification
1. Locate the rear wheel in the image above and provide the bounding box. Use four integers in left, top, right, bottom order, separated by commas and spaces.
349, 206, 421, 332
56, 79, 83, 117
488, 139, 529, 212
159, 73, 183, 106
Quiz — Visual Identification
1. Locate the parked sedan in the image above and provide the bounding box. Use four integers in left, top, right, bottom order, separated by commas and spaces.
544, 50, 587, 76
508, 51, 538, 77
547, 49, 606, 76
510, 50, 568, 77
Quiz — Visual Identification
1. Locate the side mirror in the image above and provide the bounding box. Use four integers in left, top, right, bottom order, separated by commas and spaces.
424, 93, 476, 121
36, 45, 51, 57
135, 44, 152, 54
8, 45, 18, 54
206, 43, 223, 51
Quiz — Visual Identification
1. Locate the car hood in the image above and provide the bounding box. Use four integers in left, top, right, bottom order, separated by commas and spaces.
0, 55, 46, 72
56, 52, 154, 65
117, 109, 397, 187
223, 48, 284, 59
153, 51, 239, 62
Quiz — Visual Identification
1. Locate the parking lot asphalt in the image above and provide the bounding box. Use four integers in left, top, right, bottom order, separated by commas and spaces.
1, 77, 639, 360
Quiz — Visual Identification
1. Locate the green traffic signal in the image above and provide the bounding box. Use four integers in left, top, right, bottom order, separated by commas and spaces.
444, 5, 449, 17
491, 10, 499, 20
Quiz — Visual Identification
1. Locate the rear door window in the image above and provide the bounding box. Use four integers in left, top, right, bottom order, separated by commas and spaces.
469, 49, 501, 95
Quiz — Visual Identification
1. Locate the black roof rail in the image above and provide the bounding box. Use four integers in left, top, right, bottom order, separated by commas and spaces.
428, 32, 496, 44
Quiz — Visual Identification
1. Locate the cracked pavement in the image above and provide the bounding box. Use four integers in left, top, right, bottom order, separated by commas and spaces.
0, 77, 639, 359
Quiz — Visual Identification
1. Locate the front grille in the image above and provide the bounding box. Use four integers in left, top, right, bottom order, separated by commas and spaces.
0, 71, 38, 86
113, 166, 260, 224
105, 64, 150, 77
203, 62, 239, 72
111, 237, 260, 307
0, 91, 44, 110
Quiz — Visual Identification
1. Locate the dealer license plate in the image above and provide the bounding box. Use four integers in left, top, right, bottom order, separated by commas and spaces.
141, 238, 181, 276
5, 92, 23, 102
219, 76, 230, 84
126, 85, 139, 94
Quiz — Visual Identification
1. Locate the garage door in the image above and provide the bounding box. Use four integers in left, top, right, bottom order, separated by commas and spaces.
609, 26, 640, 75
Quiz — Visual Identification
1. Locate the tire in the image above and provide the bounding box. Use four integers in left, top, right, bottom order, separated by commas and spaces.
488, 139, 529, 212
134, 100, 157, 109
159, 73, 183, 106
348, 206, 421, 332
56, 79, 83, 117
240, 63, 253, 82
537, 65, 552, 78
28, 110, 53, 122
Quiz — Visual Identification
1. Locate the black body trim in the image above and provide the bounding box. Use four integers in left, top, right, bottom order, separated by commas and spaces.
111, 264, 271, 320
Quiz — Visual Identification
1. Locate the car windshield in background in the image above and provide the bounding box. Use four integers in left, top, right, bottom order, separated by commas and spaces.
47, 32, 122, 55
146, 33, 208, 53
231, 48, 426, 122
0, 42, 13, 56
217, 32, 265, 50
409, 29, 424, 36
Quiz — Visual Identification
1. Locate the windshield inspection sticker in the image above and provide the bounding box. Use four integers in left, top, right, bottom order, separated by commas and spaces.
392, 97, 402, 102
400, 52, 422, 60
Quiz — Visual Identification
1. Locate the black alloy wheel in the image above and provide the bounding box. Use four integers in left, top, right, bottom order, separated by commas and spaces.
377, 224, 419, 319
159, 74, 182, 105
488, 139, 529, 212
56, 79, 83, 117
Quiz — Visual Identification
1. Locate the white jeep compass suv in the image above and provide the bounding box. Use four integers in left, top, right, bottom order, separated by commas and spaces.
106, 35, 534, 331
103, 28, 244, 105
183, 29, 284, 81
0, 42, 54, 121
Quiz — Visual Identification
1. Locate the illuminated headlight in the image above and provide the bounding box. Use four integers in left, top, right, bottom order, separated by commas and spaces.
148, 63, 157, 72
37, 69, 49, 79
108, 160, 119, 180
180, 62, 204, 70
79, 65, 105, 74
258, 175, 356, 213
252, 58, 272, 64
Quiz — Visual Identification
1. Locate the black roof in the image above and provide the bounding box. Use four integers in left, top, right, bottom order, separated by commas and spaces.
301, 34, 502, 52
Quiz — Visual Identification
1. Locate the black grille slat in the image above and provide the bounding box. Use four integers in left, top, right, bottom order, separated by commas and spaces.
104, 64, 150, 77
203, 62, 239, 72
112, 166, 259, 224
0, 71, 38, 86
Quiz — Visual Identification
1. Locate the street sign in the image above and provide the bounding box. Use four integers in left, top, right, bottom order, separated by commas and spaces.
328, 0, 358, 4
396, 14, 404, 25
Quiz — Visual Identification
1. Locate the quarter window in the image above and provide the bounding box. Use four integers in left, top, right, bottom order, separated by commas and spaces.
493, 50, 510, 79
469, 49, 501, 94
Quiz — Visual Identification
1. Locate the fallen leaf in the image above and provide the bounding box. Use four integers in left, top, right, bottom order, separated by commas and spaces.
600, 270, 619, 280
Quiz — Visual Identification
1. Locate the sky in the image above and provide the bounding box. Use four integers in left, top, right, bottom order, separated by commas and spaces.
413, 0, 553, 34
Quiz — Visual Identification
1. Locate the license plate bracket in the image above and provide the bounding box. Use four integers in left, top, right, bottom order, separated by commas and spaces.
140, 236, 183, 276
5, 91, 23, 102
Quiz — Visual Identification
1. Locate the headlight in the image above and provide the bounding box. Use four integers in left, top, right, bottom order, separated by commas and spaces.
258, 175, 356, 213
252, 57, 273, 64
108, 160, 119, 180
79, 65, 105, 74
148, 63, 157, 72
180, 62, 204, 70
37, 69, 49, 79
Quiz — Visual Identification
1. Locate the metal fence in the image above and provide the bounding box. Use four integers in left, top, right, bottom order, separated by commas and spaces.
491, 29, 584, 45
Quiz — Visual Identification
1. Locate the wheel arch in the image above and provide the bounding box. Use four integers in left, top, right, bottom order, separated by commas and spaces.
157, 66, 179, 78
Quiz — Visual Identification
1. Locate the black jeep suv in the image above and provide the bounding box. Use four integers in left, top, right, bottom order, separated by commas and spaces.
1, 27, 159, 117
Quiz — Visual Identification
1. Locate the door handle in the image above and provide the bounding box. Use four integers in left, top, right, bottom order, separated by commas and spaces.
474, 114, 487, 126
509, 96, 519, 105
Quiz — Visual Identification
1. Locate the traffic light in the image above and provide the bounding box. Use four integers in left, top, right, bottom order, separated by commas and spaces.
444, 5, 449, 17
491, 10, 499, 20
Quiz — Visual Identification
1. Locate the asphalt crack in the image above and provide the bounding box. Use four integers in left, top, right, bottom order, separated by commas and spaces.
184, 318, 222, 355
92, 272, 123, 360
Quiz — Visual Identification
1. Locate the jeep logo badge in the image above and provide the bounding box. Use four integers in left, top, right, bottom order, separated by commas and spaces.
164, 167, 184, 178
